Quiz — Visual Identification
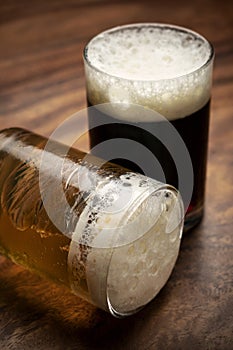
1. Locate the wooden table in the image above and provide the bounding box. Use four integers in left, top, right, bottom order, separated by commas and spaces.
0, 1, 232, 349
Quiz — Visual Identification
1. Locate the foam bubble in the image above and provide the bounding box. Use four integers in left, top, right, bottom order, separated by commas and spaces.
84, 24, 213, 120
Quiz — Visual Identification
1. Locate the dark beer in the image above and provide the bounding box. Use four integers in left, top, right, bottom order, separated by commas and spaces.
88, 99, 210, 228
84, 23, 214, 231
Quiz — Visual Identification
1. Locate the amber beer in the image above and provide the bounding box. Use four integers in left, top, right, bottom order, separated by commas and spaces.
84, 23, 214, 231
0, 128, 183, 317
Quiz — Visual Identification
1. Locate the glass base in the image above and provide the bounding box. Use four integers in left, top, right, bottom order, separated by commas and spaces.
184, 205, 204, 233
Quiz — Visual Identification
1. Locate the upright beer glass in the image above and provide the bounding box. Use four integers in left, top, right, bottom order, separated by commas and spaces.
83, 23, 214, 231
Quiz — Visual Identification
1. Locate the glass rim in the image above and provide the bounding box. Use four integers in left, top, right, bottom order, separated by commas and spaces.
83, 22, 215, 83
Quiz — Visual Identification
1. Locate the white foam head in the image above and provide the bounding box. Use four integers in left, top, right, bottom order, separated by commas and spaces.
68, 171, 184, 315
84, 24, 214, 120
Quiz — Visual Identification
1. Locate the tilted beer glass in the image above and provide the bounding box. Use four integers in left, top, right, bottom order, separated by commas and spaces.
0, 128, 183, 317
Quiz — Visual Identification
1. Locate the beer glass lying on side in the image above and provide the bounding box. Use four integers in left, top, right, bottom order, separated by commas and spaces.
0, 128, 183, 317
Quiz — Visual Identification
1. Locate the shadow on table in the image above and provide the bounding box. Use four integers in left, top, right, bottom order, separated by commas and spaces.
0, 228, 203, 349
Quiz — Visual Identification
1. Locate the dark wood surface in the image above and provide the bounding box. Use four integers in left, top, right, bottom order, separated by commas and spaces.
0, 1, 233, 349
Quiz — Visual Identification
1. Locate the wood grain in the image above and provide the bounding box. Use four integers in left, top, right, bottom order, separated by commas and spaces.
0, 0, 233, 349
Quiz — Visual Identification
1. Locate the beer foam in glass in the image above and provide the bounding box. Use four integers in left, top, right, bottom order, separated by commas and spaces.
84, 23, 214, 231
0, 128, 184, 317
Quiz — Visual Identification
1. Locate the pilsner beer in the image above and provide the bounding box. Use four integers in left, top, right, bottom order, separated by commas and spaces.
0, 128, 183, 317
83, 23, 214, 231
